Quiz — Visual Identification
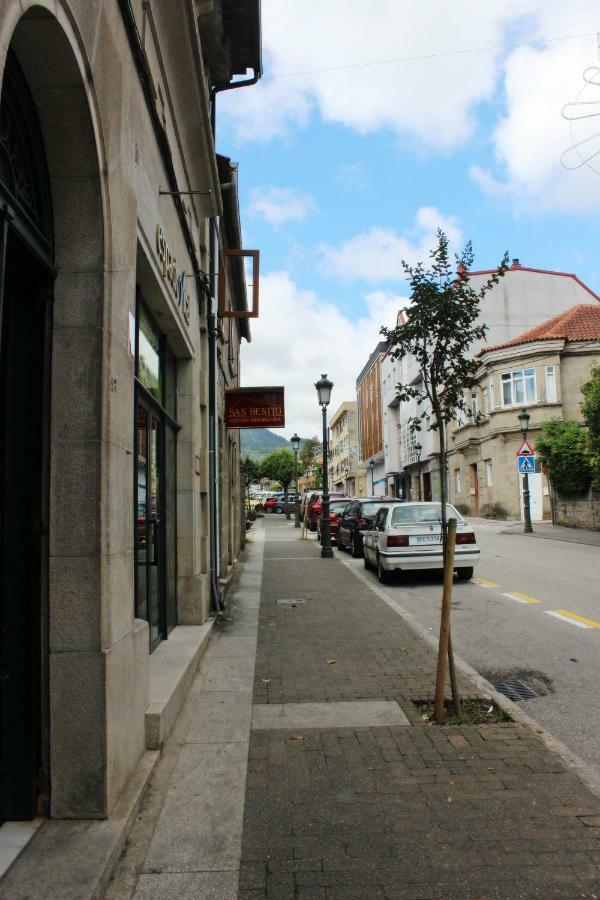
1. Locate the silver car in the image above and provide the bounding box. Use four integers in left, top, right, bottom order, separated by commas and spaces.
363, 502, 479, 584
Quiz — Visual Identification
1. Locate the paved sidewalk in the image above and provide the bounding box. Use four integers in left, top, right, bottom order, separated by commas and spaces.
239, 516, 600, 899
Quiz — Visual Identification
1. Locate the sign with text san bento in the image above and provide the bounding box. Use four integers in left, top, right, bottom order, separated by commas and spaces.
225, 387, 285, 429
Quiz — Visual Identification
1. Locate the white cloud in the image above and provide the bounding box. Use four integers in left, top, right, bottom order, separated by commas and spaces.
219, 0, 534, 148
241, 272, 406, 439
318, 207, 463, 281
218, 1, 600, 216
248, 186, 317, 226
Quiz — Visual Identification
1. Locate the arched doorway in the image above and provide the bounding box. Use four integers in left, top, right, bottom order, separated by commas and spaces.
0, 49, 54, 819
0, 3, 108, 819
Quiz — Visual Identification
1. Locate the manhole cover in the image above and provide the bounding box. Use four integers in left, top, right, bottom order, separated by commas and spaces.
276, 598, 306, 606
492, 681, 536, 701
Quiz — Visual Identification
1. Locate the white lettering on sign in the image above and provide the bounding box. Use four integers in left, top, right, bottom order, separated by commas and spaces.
156, 224, 191, 325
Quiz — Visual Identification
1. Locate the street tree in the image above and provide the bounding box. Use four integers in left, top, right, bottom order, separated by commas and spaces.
260, 449, 297, 519
581, 365, 600, 482
240, 456, 260, 502
536, 420, 593, 498
381, 229, 508, 720
298, 435, 322, 483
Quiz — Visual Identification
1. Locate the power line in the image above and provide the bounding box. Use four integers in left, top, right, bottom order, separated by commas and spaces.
264, 31, 597, 80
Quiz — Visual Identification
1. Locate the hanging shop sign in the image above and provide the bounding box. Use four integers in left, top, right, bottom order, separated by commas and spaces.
225, 387, 285, 429
156, 224, 191, 325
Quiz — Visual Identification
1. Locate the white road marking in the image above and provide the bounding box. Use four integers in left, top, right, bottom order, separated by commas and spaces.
545, 611, 593, 629
501, 592, 533, 605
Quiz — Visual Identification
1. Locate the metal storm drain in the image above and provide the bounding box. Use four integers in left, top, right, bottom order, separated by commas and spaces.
492, 681, 537, 702
276, 598, 306, 606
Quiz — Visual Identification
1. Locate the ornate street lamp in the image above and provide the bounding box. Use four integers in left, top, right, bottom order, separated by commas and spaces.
315, 374, 334, 558
414, 442, 422, 501
518, 408, 533, 534
291, 432, 301, 528
369, 459, 375, 495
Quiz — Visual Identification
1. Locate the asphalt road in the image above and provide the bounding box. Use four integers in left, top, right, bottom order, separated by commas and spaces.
340, 523, 600, 775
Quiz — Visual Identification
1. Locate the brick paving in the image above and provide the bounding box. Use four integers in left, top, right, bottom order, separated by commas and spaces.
238, 517, 600, 898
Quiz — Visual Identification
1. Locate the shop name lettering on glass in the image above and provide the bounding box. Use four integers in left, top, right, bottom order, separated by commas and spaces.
156, 224, 191, 325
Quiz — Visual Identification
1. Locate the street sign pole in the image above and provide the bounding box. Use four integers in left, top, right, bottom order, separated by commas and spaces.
522, 470, 533, 534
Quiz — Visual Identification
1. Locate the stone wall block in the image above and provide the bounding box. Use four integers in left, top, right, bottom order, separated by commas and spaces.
51, 174, 104, 271
53, 270, 104, 329
50, 440, 101, 557
105, 619, 149, 812
102, 549, 135, 650
50, 651, 107, 818
101, 440, 134, 557
49, 556, 101, 653
51, 327, 102, 441
177, 573, 210, 625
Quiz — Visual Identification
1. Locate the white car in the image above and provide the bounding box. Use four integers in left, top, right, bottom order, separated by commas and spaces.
363, 502, 479, 584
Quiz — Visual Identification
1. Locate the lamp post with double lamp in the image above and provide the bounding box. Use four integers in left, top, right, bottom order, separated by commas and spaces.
369, 459, 375, 495
315, 374, 334, 558
291, 432, 301, 528
414, 443, 422, 501
518, 408, 533, 534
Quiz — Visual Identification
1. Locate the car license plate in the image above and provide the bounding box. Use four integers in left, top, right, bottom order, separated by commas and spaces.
412, 535, 442, 544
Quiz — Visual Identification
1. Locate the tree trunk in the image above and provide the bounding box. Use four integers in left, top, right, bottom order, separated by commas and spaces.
284, 486, 291, 520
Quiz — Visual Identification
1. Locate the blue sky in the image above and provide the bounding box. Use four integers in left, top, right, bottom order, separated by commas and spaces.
215, 1, 600, 439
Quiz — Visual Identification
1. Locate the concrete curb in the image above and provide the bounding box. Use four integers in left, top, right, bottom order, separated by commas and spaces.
339, 553, 600, 804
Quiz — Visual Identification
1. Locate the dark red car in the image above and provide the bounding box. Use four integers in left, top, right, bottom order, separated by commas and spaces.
317, 498, 352, 544
307, 491, 348, 531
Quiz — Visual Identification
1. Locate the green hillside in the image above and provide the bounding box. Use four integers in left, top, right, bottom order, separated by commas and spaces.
240, 429, 292, 461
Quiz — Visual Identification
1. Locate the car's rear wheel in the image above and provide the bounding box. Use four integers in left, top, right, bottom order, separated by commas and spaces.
376, 553, 391, 584
351, 533, 362, 558
456, 567, 474, 580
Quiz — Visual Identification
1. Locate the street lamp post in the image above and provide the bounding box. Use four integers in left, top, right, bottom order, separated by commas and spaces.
315, 374, 334, 558
518, 408, 533, 534
369, 459, 375, 495
414, 443, 422, 501
291, 432, 301, 528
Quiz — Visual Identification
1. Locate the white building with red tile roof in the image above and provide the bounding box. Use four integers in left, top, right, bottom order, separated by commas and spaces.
447, 303, 600, 522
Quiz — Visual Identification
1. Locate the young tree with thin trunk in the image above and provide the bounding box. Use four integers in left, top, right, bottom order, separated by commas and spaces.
260, 449, 297, 520
382, 230, 508, 719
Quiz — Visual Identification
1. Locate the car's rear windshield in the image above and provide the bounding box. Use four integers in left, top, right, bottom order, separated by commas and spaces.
391, 504, 462, 525
362, 502, 390, 516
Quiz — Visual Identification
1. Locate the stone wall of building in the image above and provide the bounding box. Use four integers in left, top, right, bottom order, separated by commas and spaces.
554, 489, 600, 530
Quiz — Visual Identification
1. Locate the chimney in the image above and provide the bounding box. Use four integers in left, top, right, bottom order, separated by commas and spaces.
511, 258, 521, 268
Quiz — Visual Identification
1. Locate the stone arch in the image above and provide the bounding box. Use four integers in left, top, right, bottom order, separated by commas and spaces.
4, 3, 110, 817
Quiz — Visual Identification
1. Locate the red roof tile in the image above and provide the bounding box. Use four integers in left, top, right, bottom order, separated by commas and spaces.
481, 304, 600, 354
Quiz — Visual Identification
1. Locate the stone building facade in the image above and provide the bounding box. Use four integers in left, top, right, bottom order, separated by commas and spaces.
448, 304, 600, 521
394, 262, 599, 504
328, 401, 367, 496
356, 342, 387, 495
0, 0, 260, 825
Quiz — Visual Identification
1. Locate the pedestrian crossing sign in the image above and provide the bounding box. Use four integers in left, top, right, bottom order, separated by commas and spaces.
517, 455, 535, 473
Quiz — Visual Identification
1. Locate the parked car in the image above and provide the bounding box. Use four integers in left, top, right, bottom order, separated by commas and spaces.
274, 494, 297, 514
363, 501, 480, 584
317, 498, 352, 544
307, 491, 348, 531
263, 497, 278, 513
337, 497, 397, 557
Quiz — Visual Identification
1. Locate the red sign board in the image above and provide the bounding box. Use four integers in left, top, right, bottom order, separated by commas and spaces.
516, 438, 534, 456
225, 387, 285, 429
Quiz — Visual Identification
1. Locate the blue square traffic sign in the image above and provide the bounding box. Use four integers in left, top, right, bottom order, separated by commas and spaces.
517, 455, 535, 474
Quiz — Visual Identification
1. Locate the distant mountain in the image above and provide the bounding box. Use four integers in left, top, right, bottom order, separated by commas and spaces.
240, 429, 293, 461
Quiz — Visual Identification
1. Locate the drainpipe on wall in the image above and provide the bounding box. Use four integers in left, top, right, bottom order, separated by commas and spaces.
207, 65, 261, 614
